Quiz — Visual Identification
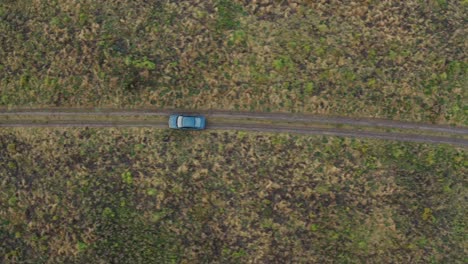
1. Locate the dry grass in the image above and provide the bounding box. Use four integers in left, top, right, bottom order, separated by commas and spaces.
0, 0, 467, 125
0, 128, 466, 263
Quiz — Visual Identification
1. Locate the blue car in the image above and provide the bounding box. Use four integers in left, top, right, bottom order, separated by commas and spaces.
168, 114, 206, 130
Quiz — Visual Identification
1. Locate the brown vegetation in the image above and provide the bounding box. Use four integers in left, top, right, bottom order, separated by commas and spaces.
0, 0, 466, 125
1, 128, 466, 262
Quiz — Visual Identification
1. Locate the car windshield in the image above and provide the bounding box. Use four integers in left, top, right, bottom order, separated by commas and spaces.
177, 116, 183, 128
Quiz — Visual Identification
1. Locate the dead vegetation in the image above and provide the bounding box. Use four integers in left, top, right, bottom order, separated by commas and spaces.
0, 0, 466, 125
0, 128, 466, 262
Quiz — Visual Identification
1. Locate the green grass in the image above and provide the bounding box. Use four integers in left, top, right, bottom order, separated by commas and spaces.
0, 128, 466, 262
0, 0, 467, 125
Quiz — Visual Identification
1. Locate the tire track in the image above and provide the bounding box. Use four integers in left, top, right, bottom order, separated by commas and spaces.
1, 109, 467, 146
1, 109, 466, 134
210, 123, 468, 147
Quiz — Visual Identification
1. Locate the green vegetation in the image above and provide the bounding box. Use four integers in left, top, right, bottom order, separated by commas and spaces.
1, 1, 467, 125
0, 128, 466, 262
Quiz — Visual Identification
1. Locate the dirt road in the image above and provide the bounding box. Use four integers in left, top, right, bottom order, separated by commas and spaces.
1, 109, 467, 146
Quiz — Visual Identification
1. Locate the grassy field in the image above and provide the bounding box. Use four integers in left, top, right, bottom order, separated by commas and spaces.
1, 0, 467, 125
1, 128, 466, 263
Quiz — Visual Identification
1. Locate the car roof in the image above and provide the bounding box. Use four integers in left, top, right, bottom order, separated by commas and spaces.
182, 116, 196, 127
